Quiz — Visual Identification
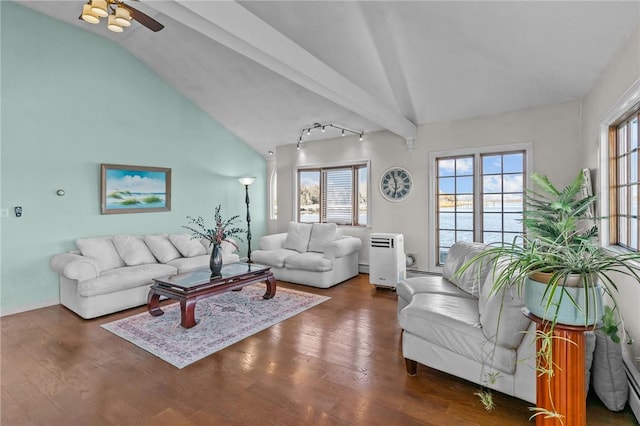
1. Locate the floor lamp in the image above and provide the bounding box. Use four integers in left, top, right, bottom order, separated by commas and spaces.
238, 177, 256, 262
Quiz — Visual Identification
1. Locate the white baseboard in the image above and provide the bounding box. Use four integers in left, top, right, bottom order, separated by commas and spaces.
622, 345, 640, 422
0, 299, 59, 317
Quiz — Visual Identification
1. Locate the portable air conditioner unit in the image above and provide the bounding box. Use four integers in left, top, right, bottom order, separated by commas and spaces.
369, 233, 406, 288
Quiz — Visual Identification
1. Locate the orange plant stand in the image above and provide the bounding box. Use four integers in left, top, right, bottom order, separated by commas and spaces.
526, 311, 592, 426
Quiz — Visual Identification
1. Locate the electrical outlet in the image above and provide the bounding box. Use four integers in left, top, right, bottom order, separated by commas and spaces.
1, 209, 8, 218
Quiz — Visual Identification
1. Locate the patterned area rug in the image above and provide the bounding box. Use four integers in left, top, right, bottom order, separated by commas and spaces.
101, 285, 330, 368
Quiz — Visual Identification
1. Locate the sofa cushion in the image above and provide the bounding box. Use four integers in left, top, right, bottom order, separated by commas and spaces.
400, 293, 517, 374
77, 264, 176, 297
169, 234, 207, 257
167, 255, 209, 273
283, 222, 312, 253
443, 241, 489, 298
251, 248, 298, 268
397, 276, 477, 304
308, 223, 337, 253
284, 252, 333, 272
75, 236, 125, 273
202, 238, 238, 255
144, 234, 182, 263
113, 235, 157, 266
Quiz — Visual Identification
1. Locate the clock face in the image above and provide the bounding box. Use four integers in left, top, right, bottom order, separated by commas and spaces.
380, 167, 412, 202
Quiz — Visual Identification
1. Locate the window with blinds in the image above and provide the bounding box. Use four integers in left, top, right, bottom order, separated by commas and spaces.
297, 163, 368, 226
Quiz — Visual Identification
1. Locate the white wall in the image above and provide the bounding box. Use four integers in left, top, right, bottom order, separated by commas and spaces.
581, 24, 640, 369
275, 100, 582, 272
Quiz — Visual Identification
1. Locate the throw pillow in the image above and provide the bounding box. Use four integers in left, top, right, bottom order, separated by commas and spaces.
585, 331, 596, 393
308, 223, 337, 253
112, 235, 157, 266
75, 236, 124, 273
169, 234, 207, 257
592, 329, 628, 411
283, 222, 313, 253
144, 234, 182, 263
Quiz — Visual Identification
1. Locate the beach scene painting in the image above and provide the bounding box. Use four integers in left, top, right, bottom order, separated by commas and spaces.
101, 164, 171, 214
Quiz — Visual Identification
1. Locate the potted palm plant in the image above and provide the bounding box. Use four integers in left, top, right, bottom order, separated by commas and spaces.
457, 170, 640, 418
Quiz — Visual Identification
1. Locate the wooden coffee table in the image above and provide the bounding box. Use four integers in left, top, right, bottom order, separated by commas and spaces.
147, 262, 276, 328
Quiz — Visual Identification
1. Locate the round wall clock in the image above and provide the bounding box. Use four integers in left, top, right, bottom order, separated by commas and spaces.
380, 167, 413, 202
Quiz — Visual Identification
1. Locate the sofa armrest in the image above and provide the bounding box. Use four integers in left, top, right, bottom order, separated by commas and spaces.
324, 236, 362, 259
259, 233, 287, 250
50, 253, 99, 281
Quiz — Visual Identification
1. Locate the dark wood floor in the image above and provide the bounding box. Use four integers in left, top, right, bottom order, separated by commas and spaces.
1, 274, 637, 425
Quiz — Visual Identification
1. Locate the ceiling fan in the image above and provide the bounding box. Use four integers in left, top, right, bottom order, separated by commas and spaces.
80, 0, 164, 33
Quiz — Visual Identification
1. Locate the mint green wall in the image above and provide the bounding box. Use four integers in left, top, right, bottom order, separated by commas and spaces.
0, 3, 267, 314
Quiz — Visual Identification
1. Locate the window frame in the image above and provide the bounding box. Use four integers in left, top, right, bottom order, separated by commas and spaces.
599, 78, 640, 255
269, 167, 277, 220
295, 160, 370, 227
428, 143, 532, 272
609, 108, 640, 251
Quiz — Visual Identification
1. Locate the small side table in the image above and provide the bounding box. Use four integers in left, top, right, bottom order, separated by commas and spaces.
524, 309, 593, 426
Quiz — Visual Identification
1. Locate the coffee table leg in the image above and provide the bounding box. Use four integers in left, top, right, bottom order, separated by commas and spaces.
263, 274, 277, 299
180, 299, 198, 328
147, 290, 164, 317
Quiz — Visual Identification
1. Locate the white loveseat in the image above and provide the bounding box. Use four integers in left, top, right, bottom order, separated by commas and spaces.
397, 241, 537, 403
50, 234, 239, 319
251, 222, 362, 288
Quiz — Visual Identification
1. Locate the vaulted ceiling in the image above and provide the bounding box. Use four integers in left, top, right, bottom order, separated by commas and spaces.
16, 1, 640, 157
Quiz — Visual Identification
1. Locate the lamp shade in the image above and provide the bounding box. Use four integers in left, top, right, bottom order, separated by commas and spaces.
114, 6, 131, 26
107, 15, 124, 32
238, 177, 256, 186
81, 4, 100, 24
90, 0, 108, 17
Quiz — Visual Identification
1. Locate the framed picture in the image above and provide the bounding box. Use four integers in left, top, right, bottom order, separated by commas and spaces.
101, 164, 171, 214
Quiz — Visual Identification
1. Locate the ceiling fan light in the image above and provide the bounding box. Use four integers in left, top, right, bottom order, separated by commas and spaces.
81, 4, 100, 24
90, 0, 108, 17
107, 15, 124, 32
114, 6, 131, 27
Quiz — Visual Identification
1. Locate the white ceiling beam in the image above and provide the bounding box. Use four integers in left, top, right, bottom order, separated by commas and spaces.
144, 0, 416, 142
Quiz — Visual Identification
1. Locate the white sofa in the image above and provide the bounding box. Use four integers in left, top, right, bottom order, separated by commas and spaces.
251, 222, 362, 288
50, 234, 239, 319
397, 241, 537, 403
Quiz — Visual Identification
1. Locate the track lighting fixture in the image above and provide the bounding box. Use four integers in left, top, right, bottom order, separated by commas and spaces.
296, 122, 364, 148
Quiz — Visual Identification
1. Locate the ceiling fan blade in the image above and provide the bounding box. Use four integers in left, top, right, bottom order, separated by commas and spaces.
120, 2, 164, 32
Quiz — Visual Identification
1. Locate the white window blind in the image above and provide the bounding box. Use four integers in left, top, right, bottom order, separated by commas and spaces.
323, 168, 353, 224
